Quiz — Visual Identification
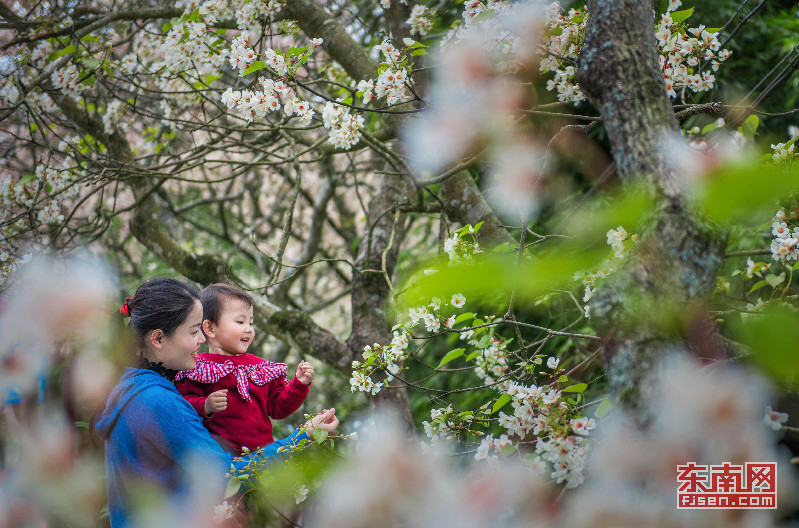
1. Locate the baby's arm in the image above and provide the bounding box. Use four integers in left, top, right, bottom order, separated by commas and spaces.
174, 378, 209, 417
263, 370, 311, 420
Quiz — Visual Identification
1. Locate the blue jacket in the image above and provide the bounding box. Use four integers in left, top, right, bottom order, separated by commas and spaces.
95, 368, 305, 528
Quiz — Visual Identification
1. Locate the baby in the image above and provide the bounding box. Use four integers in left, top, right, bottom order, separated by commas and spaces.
175, 283, 314, 455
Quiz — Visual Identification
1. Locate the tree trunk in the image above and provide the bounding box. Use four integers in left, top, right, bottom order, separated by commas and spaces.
575, 0, 727, 421
348, 170, 416, 432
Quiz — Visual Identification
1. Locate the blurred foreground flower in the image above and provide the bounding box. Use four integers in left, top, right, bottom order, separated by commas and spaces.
0, 254, 116, 398
311, 357, 796, 527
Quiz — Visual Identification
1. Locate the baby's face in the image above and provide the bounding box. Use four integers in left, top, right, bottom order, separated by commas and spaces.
212, 298, 255, 355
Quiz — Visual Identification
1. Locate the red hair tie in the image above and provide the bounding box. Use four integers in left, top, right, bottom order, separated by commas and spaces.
119, 298, 132, 318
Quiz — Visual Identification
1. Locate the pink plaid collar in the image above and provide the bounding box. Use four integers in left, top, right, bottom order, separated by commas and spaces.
175, 357, 287, 402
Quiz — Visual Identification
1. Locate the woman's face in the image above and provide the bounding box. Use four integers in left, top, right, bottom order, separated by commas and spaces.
153, 299, 205, 371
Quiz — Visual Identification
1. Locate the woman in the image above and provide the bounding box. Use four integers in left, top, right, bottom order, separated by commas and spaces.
95, 278, 337, 528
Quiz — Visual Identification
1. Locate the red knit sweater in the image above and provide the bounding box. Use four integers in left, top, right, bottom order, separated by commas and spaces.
174, 352, 310, 455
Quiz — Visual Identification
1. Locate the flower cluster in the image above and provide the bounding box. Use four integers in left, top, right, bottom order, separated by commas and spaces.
657, 14, 730, 98
465, 325, 511, 391
221, 77, 313, 123
539, 4, 586, 104
421, 406, 458, 443
443, 224, 484, 264
322, 102, 364, 149
163, 21, 225, 73
474, 433, 512, 461
118, 53, 140, 75
605, 225, 637, 258
770, 140, 796, 164
575, 225, 638, 318
357, 40, 413, 106
407, 5, 435, 36
228, 32, 258, 74
350, 330, 411, 395
102, 100, 129, 135
462, 0, 513, 27
50, 64, 85, 102
407, 293, 465, 333
769, 209, 799, 262
492, 358, 595, 488
234, 0, 283, 33
541, 2, 732, 105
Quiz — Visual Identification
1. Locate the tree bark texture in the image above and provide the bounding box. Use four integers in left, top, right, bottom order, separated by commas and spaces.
348, 170, 416, 432
576, 0, 727, 419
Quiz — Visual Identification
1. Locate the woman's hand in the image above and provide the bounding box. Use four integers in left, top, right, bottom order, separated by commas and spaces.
304, 408, 339, 435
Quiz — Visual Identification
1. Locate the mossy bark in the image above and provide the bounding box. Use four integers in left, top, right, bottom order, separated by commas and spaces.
576, 0, 727, 421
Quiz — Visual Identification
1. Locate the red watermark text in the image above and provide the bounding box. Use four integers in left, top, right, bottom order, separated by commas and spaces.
677, 462, 777, 509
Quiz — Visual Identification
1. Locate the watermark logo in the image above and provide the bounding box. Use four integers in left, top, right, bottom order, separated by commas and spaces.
677, 462, 777, 509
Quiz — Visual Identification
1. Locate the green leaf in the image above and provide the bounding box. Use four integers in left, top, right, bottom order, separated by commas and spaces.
701, 122, 721, 135
749, 279, 767, 293
438, 348, 465, 368
670, 8, 694, 25
695, 159, 799, 225
739, 114, 759, 140
492, 393, 512, 414
595, 398, 612, 418
465, 351, 481, 362
215, 28, 227, 35
20, 174, 35, 184
203, 73, 221, 86
53, 45, 76, 58
286, 45, 309, 56
313, 428, 329, 444
45, 183, 53, 194
28, 123, 38, 132
704, 27, 721, 33
80, 34, 101, 42
563, 383, 587, 393
472, 9, 496, 23
188, 8, 200, 22
224, 478, 241, 499
240, 60, 265, 76
735, 307, 799, 384
558, 374, 569, 383
162, 21, 173, 32
411, 49, 428, 56
80, 57, 100, 70
454, 312, 474, 324
765, 273, 785, 288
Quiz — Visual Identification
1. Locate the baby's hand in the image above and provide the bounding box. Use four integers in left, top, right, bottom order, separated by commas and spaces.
296, 361, 314, 385
204, 389, 228, 415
